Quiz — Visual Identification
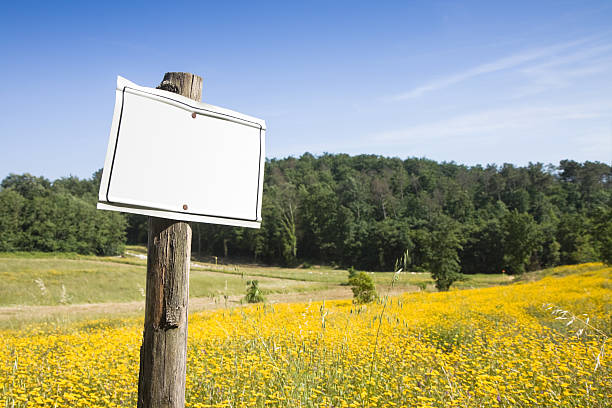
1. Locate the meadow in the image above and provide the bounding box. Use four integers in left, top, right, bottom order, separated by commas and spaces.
0, 250, 512, 328
0, 262, 609, 407
0, 251, 333, 308
0, 248, 512, 308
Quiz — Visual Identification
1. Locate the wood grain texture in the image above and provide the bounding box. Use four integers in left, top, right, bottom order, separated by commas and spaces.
157, 72, 203, 102
138, 72, 202, 408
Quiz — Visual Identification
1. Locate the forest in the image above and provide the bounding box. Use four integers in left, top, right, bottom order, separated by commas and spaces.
0, 154, 610, 274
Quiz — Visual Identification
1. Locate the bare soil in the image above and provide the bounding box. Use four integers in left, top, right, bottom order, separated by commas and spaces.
0, 286, 414, 324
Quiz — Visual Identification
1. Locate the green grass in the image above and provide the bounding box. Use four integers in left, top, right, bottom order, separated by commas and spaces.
192, 263, 349, 283
0, 250, 148, 266
0, 257, 327, 307
125, 245, 148, 255
190, 261, 510, 290
189, 269, 330, 298
342, 271, 513, 292
517, 262, 606, 282
0, 258, 146, 306
0, 250, 517, 309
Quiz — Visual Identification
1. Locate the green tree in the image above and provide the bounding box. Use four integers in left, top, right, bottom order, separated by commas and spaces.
426, 215, 463, 291
93, 208, 127, 256
298, 183, 341, 262
367, 218, 413, 271
461, 217, 505, 274
1, 173, 50, 200
0, 189, 26, 251
556, 213, 598, 264
502, 210, 542, 274
81, 155, 609, 272
0, 173, 126, 255
271, 183, 299, 264
592, 205, 612, 265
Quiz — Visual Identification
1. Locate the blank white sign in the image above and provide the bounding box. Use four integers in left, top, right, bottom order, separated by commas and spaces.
97, 76, 265, 228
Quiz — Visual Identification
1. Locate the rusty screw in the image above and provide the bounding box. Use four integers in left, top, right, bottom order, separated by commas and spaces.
182, 204, 188, 211
191, 112, 196, 119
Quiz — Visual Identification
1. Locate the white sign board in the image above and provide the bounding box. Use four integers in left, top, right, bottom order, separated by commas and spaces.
97, 76, 266, 228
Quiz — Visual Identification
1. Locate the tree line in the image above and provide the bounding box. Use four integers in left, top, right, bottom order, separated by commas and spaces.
178, 155, 611, 274
1, 155, 610, 274
0, 170, 125, 255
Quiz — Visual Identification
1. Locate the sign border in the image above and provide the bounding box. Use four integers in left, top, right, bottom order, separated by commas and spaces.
97, 76, 265, 229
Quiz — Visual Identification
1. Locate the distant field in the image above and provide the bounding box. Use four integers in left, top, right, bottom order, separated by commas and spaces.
135, 245, 514, 290
0, 248, 516, 311
0, 255, 329, 308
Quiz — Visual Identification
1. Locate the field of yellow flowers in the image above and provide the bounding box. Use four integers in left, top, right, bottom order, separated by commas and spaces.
1, 263, 610, 407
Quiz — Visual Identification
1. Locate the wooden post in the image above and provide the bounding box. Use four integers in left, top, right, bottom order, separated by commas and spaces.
137, 72, 203, 408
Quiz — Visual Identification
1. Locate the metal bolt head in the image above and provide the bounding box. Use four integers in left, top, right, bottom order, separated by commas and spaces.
191, 112, 196, 119
182, 204, 188, 210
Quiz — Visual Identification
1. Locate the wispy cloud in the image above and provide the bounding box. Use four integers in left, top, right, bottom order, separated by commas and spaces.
521, 43, 612, 72
389, 37, 602, 100
511, 44, 612, 98
372, 101, 612, 144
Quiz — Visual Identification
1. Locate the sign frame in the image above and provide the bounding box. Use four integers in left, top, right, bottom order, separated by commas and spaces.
97, 76, 266, 229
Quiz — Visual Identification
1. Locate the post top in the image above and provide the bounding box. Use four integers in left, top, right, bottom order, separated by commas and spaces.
158, 72, 203, 102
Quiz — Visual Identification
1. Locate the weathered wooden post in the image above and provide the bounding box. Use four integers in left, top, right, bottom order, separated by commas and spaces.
97, 71, 265, 407
137, 72, 202, 408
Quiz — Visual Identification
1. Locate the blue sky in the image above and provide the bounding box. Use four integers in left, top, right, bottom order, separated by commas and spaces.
1, 0, 611, 181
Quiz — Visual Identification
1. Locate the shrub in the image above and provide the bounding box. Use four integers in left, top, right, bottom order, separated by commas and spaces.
244, 280, 265, 303
348, 272, 377, 304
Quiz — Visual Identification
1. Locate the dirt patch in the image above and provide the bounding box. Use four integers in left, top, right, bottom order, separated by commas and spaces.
0, 286, 414, 324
